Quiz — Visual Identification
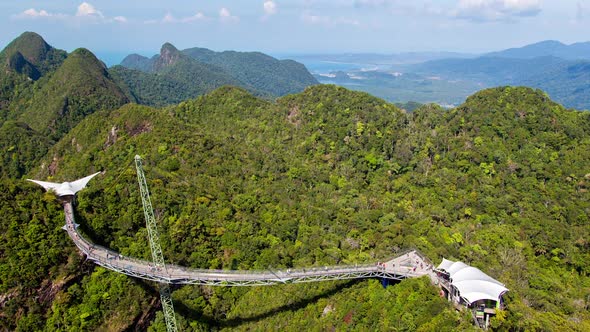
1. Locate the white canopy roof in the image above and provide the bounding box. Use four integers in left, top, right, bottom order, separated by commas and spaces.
437, 258, 508, 304
438, 258, 455, 271
28, 172, 101, 197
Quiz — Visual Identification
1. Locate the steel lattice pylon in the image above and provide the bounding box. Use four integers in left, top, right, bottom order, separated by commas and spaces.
135, 155, 178, 332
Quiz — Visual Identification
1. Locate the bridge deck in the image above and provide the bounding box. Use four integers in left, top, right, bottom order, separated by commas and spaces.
63, 199, 434, 286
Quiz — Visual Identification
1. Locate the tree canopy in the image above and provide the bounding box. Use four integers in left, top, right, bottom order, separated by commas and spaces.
1, 31, 589, 332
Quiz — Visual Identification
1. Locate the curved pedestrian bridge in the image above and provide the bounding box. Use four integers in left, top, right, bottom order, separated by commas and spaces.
59, 198, 434, 286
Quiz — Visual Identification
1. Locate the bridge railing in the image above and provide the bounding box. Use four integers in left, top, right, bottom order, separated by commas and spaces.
67, 222, 383, 279
70, 225, 416, 281
65, 206, 160, 272
164, 261, 381, 277
73, 231, 386, 280
63, 201, 427, 283
74, 231, 159, 271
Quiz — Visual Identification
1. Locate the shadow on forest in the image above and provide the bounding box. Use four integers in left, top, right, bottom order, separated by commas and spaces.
71, 197, 113, 249
174, 279, 372, 328
133, 275, 403, 329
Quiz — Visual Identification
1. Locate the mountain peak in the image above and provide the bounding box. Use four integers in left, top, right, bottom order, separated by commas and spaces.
531, 40, 564, 47
121, 53, 148, 63
70, 47, 101, 59
119, 54, 152, 72
1, 31, 51, 66
1, 31, 67, 77
18, 47, 128, 137
68, 48, 108, 71
116, 42, 318, 104
158, 42, 182, 67
161, 42, 179, 53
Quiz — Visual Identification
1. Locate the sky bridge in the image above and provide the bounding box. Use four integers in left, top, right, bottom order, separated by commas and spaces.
62, 197, 435, 286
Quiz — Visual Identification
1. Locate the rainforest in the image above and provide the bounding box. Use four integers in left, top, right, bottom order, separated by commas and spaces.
1, 31, 590, 331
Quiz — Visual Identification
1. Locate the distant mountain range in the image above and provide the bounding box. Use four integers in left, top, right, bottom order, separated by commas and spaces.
483, 40, 590, 60
408, 53, 590, 110
408, 56, 568, 84
287, 52, 477, 66
115, 43, 318, 106
299, 40, 590, 110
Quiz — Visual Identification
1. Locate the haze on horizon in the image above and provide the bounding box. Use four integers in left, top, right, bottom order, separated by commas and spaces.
1, 0, 590, 65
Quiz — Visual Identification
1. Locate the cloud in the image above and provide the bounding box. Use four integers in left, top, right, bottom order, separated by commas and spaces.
190, 12, 207, 21
12, 8, 65, 19
219, 7, 239, 22
162, 13, 176, 23
76, 2, 103, 18
12, 2, 126, 23
145, 11, 209, 24
301, 12, 360, 26
452, 0, 542, 22
264, 1, 277, 15
178, 12, 208, 23
352, 0, 444, 18
21, 9, 51, 17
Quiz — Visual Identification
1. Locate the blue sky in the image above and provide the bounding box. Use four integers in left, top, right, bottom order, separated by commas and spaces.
1, 1, 589, 64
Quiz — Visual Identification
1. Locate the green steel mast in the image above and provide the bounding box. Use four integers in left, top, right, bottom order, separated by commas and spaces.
135, 155, 177, 332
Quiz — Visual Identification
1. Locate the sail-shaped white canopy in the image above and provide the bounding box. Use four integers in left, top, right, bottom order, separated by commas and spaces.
437, 259, 508, 305
28, 172, 101, 197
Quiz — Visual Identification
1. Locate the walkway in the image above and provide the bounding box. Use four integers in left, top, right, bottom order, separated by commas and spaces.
62, 197, 434, 286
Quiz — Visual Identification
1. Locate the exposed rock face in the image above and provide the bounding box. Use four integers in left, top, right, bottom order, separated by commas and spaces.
153, 43, 182, 70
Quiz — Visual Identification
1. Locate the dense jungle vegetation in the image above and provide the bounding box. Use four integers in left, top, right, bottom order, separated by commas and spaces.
115, 42, 318, 107
1, 32, 590, 331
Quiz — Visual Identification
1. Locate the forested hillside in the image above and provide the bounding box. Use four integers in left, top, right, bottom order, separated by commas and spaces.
182, 47, 318, 97
1, 79, 589, 331
0, 32, 67, 123
17, 48, 129, 138
0, 32, 129, 179
0, 31, 67, 79
112, 43, 240, 107
115, 43, 318, 106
